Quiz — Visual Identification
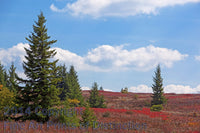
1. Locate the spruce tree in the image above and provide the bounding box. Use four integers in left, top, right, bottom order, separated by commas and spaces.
4, 70, 9, 88
58, 64, 68, 101
151, 64, 166, 106
99, 86, 103, 91
66, 65, 84, 106
16, 12, 60, 122
8, 62, 18, 93
0, 62, 6, 87
88, 82, 106, 108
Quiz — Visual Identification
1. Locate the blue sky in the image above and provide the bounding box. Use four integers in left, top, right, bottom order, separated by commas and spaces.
1, 0, 200, 93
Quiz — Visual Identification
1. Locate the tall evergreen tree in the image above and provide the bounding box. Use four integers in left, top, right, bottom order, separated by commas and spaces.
88, 82, 106, 108
0, 62, 9, 88
66, 65, 84, 106
0, 62, 6, 87
8, 62, 18, 93
58, 64, 68, 101
4, 70, 9, 88
151, 64, 166, 106
16, 12, 60, 122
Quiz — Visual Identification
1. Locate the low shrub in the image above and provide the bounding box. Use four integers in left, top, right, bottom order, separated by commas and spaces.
0, 85, 15, 120
150, 104, 163, 111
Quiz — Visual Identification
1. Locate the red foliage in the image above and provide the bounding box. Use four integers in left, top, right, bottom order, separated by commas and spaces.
75, 107, 168, 120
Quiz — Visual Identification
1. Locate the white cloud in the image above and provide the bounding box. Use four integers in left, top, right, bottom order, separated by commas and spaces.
85, 44, 188, 71
50, 0, 200, 17
0, 43, 187, 72
0, 43, 29, 66
164, 84, 200, 94
195, 55, 200, 61
103, 88, 113, 92
129, 85, 152, 93
53, 47, 104, 71
50, 4, 68, 12
81, 86, 113, 91
16, 71, 27, 79
81, 86, 91, 90
129, 84, 200, 94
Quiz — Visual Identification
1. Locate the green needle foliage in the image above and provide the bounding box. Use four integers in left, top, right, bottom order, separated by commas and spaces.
81, 104, 96, 128
88, 82, 106, 108
0, 62, 7, 87
99, 86, 103, 91
16, 12, 60, 122
8, 62, 18, 93
58, 64, 68, 101
0, 85, 15, 120
66, 65, 84, 106
121, 87, 128, 93
151, 64, 167, 107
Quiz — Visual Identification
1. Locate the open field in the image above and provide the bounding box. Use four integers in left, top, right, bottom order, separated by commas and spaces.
1, 91, 200, 133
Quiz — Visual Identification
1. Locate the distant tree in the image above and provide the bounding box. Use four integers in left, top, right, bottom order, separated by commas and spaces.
8, 62, 18, 93
88, 82, 106, 108
0, 62, 7, 87
151, 64, 167, 106
4, 70, 9, 88
58, 64, 68, 101
98, 95, 106, 108
66, 65, 84, 106
121, 87, 128, 93
99, 86, 103, 91
16, 12, 60, 122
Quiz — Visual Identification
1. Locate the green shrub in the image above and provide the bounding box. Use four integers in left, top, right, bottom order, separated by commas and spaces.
50, 102, 80, 127
81, 105, 96, 128
0, 85, 15, 120
50, 107, 80, 128
150, 104, 163, 111
121, 87, 128, 93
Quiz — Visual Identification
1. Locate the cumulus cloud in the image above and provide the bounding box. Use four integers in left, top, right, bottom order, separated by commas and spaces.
164, 84, 200, 94
129, 84, 200, 94
129, 85, 152, 93
0, 43, 29, 66
85, 44, 188, 71
53, 47, 105, 71
50, 0, 200, 17
0, 43, 187, 72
